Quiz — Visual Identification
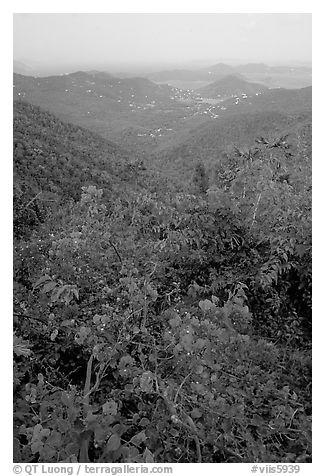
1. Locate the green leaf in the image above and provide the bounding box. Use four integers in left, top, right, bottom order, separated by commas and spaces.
139, 371, 154, 393
93, 314, 101, 325
199, 299, 216, 312
33, 274, 51, 290
71, 286, 79, 300
41, 281, 57, 294
250, 415, 265, 427
13, 334, 32, 357
146, 284, 158, 301
180, 333, 193, 351
143, 447, 154, 463
190, 408, 202, 419
60, 454, 78, 463
211, 295, 219, 304
95, 425, 111, 445
169, 316, 181, 328
50, 329, 58, 341
222, 417, 232, 433
50, 285, 67, 303
61, 391, 72, 407
46, 430, 62, 448
130, 430, 147, 447
86, 411, 98, 425
124, 446, 139, 460
40, 428, 51, 438
106, 434, 121, 452
31, 440, 43, 454
195, 364, 204, 374
102, 400, 118, 416
139, 417, 150, 427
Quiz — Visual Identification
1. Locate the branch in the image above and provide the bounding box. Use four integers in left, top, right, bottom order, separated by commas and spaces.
159, 379, 201, 463
147, 261, 158, 279
83, 354, 94, 416
108, 239, 123, 263
184, 414, 202, 463
37, 198, 58, 203
23, 192, 42, 210
13, 312, 47, 324
250, 192, 262, 229
82, 362, 106, 400
174, 372, 192, 405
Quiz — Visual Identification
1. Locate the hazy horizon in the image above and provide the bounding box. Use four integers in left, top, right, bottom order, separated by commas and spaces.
13, 13, 312, 75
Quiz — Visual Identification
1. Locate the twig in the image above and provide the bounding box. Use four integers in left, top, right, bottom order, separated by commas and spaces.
242, 184, 246, 199
37, 198, 58, 203
220, 369, 240, 380
108, 239, 123, 263
24, 192, 42, 210
141, 295, 148, 331
78, 354, 95, 463
83, 362, 106, 400
147, 262, 158, 278
13, 312, 47, 324
222, 446, 244, 460
289, 408, 300, 428
184, 414, 202, 463
250, 192, 262, 229
193, 434, 202, 463
174, 372, 192, 405
159, 381, 201, 463
149, 335, 160, 394
83, 354, 94, 416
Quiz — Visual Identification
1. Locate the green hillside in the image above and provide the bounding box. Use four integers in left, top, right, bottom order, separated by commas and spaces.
153, 109, 311, 184
13, 100, 150, 238
198, 75, 267, 98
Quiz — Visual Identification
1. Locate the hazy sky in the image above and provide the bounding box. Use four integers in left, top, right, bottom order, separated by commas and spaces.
13, 13, 312, 71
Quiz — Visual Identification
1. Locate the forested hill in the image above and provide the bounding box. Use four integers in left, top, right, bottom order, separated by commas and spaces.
13, 72, 196, 150
153, 109, 312, 181
13, 100, 149, 238
218, 86, 312, 116
197, 75, 267, 98
13, 72, 312, 157
13, 71, 176, 104
13, 100, 147, 194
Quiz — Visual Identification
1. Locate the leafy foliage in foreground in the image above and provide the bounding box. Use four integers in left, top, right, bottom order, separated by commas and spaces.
13, 107, 311, 463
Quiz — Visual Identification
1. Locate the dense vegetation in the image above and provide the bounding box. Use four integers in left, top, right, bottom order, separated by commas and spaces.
13, 72, 195, 151
154, 110, 312, 182
13, 94, 311, 464
13, 101, 151, 239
